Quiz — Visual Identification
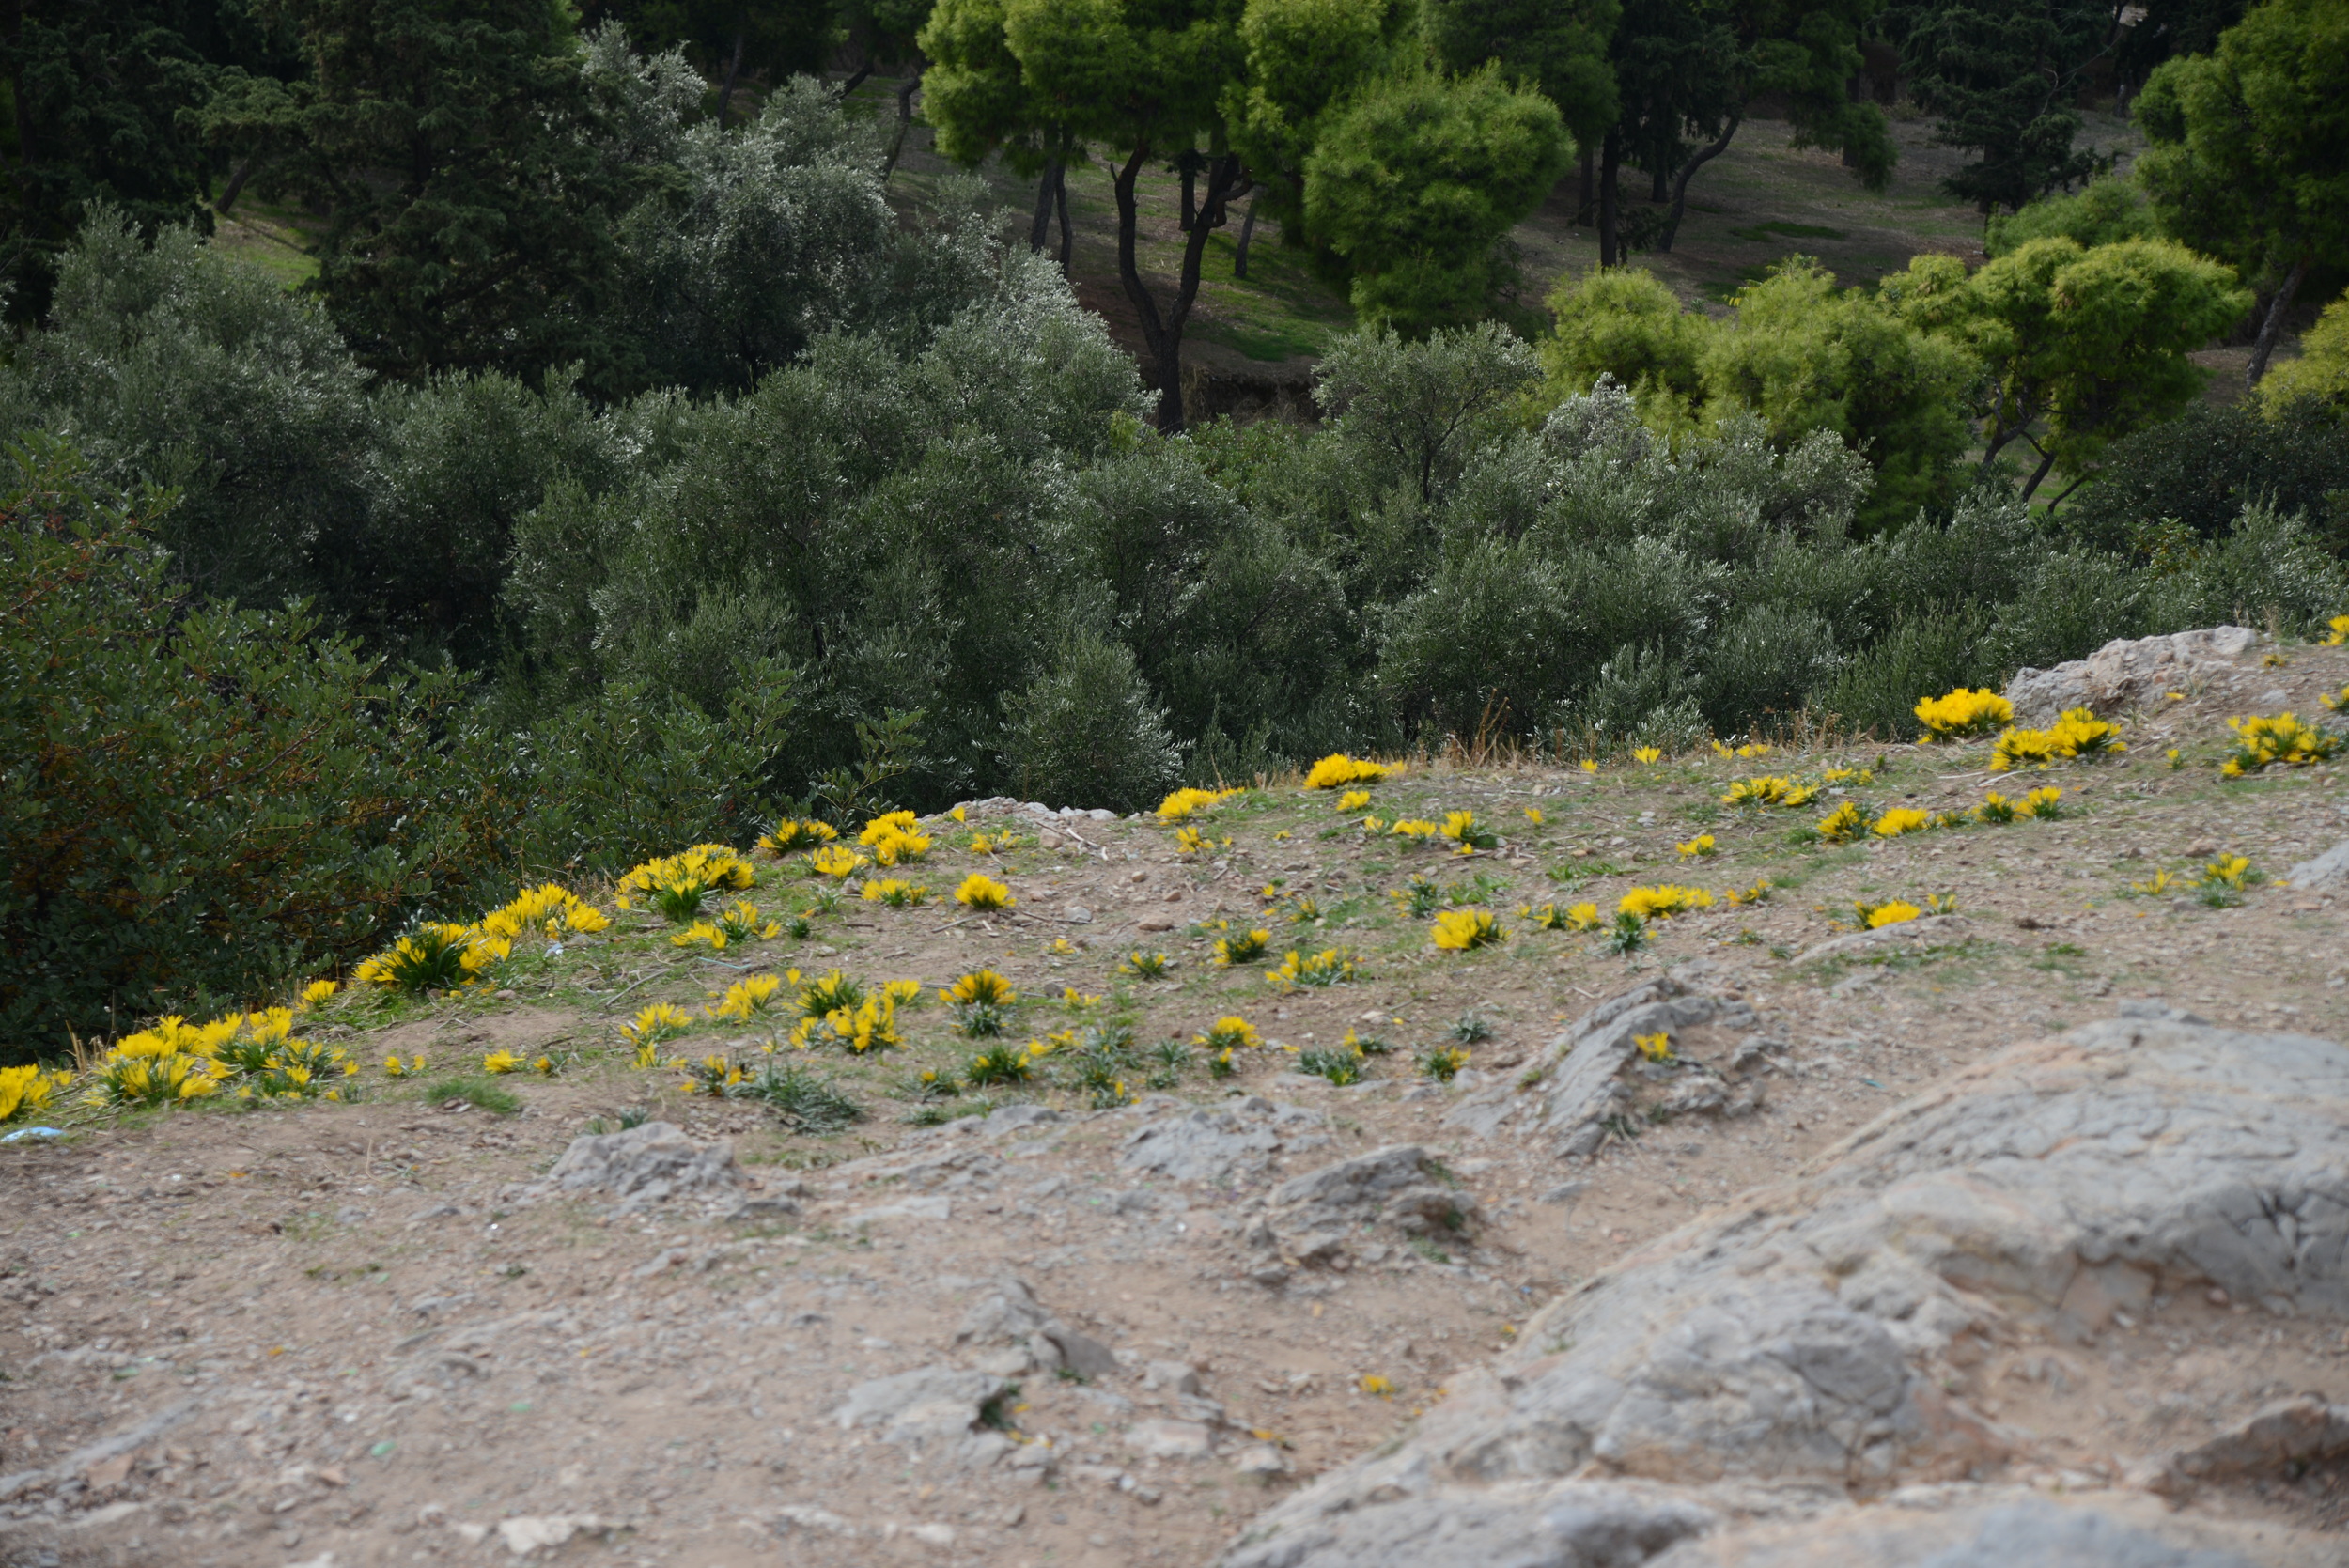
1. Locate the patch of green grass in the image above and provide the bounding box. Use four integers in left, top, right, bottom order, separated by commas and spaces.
1728, 220, 1847, 242
416, 1076, 521, 1114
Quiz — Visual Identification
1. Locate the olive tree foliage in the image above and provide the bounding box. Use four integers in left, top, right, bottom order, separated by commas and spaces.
0, 210, 374, 610
1542, 261, 1973, 531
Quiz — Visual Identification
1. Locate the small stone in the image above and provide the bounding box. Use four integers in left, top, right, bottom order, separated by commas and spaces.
1233, 1443, 1288, 1477
2207, 1286, 2230, 1307
1143, 1360, 1203, 1396
1125, 1419, 1215, 1460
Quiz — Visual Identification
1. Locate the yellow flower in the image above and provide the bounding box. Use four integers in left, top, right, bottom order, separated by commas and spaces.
0, 1065, 71, 1123
1735, 742, 1771, 758
1722, 879, 1772, 906
1857, 900, 1921, 928
1821, 766, 1874, 784
955, 874, 1015, 911
942, 969, 1018, 1007
806, 845, 868, 879
1429, 908, 1504, 951
1158, 786, 1242, 821
2201, 854, 2254, 890
2018, 786, 2063, 818
1337, 789, 1371, 812
1062, 986, 1103, 1008
1194, 1016, 1260, 1052
1389, 818, 1439, 839
708, 973, 784, 1020
1174, 826, 1210, 856
1632, 746, 1662, 765
1359, 1374, 1394, 1397
2131, 868, 2177, 895
1047, 937, 1077, 955
481, 1050, 521, 1074
1438, 811, 1495, 853
1523, 806, 1544, 825
1617, 885, 1713, 921
532, 1055, 557, 1076
1633, 1031, 1672, 1062
861, 877, 928, 908
1815, 800, 1865, 843
757, 817, 839, 854
1268, 948, 1356, 988
1579, 759, 1598, 774
298, 979, 339, 1010
1991, 708, 2126, 771
1912, 687, 2014, 740
2321, 613, 2349, 647
1213, 928, 1273, 966
1871, 808, 1932, 838
1719, 776, 1817, 809
1302, 753, 1391, 789
672, 920, 729, 951
1119, 950, 1172, 978
1675, 833, 1716, 859
615, 846, 757, 922
1975, 791, 2017, 823
2221, 712, 2341, 776
620, 1002, 695, 1047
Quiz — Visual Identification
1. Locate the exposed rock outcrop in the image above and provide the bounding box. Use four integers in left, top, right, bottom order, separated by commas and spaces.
2002, 627, 2259, 724
1216, 1012, 2349, 1568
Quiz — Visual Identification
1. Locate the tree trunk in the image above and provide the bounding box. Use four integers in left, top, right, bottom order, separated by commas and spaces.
216, 156, 258, 215
1597, 130, 1623, 267
1577, 147, 1595, 225
1030, 159, 1061, 252
839, 61, 875, 97
1233, 194, 1258, 279
1657, 114, 1740, 254
2019, 444, 2061, 503
2246, 255, 2309, 389
1054, 161, 1072, 269
715, 24, 747, 129
1179, 158, 1198, 232
881, 70, 924, 180
1115, 145, 1246, 433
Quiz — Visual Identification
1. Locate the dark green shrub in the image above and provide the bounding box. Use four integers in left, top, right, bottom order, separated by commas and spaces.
0, 441, 487, 1061
2062, 399, 2349, 557
1002, 634, 1184, 813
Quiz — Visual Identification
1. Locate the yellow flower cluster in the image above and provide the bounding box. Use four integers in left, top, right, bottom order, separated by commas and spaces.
1990, 708, 2126, 771
1633, 1031, 1673, 1063
1268, 948, 1357, 988
86, 1009, 354, 1107
1439, 811, 1496, 854
1856, 899, 1922, 928
708, 973, 784, 1021
954, 873, 1015, 911
1430, 908, 1504, 951
1815, 800, 1865, 843
622, 1002, 697, 1056
1302, 753, 1391, 789
672, 899, 781, 951
1174, 826, 1212, 856
1633, 746, 1663, 764
1872, 807, 1932, 839
616, 845, 756, 920
790, 991, 908, 1054
758, 817, 839, 854
0, 1064, 72, 1122
1336, 789, 1371, 812
1522, 900, 1602, 931
1158, 786, 1242, 822
2326, 685, 2349, 713
942, 969, 1018, 1007
1913, 687, 2014, 740
356, 877, 605, 993
2320, 613, 2349, 647
1723, 879, 1773, 906
1719, 776, 1818, 808
807, 844, 868, 878
1711, 740, 1772, 759
1195, 1016, 1261, 1053
860, 811, 932, 865
1213, 926, 1273, 966
1617, 885, 1713, 921
2221, 712, 2341, 776
479, 883, 612, 943
1676, 833, 1716, 859
861, 877, 928, 907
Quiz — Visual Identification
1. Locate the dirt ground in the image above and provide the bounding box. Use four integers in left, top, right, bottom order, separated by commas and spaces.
3, 639, 2346, 1568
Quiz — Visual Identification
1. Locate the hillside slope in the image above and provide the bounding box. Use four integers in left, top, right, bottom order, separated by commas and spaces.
1, 631, 2345, 1567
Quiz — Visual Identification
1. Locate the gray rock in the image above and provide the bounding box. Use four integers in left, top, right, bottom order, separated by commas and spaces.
2283, 838, 2349, 891
1120, 1096, 1322, 1184
540, 1122, 746, 1208
1143, 1360, 1203, 1395
1214, 1014, 2349, 1568
2003, 626, 2257, 724
2147, 1395, 2349, 1495
956, 1276, 1052, 1344
1445, 975, 1760, 1154
1648, 1498, 2255, 1568
983, 1104, 1063, 1137
832, 1366, 1011, 1445
1219, 1479, 1714, 1568
1791, 914, 1972, 967
1259, 1145, 1479, 1265
1035, 1323, 1119, 1381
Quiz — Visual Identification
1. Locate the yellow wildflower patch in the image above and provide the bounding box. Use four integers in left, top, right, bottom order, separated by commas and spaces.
1429, 908, 1504, 951
1912, 687, 2013, 740
1617, 885, 1713, 921
954, 874, 1015, 911
1302, 753, 1391, 789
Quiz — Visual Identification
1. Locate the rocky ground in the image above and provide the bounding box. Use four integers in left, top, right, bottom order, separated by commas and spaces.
3, 629, 2348, 1568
